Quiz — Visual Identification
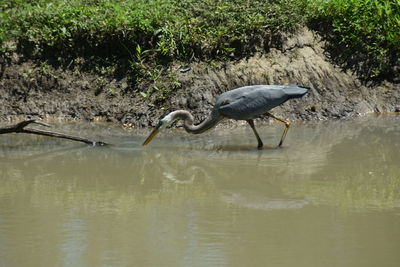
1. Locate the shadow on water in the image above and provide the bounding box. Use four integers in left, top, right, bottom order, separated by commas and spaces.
1, 116, 400, 267
131, 115, 400, 211
0, 115, 399, 212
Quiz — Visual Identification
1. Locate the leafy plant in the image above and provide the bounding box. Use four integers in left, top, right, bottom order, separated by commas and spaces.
1, 0, 398, 87
307, 0, 400, 80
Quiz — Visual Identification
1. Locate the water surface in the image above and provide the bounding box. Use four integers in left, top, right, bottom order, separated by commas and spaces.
1, 116, 399, 267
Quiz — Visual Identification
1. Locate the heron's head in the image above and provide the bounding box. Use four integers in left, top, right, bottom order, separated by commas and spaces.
142, 113, 176, 146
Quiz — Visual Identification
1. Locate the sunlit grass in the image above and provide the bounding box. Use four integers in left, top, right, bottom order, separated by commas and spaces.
306, 0, 400, 79
1, 0, 397, 85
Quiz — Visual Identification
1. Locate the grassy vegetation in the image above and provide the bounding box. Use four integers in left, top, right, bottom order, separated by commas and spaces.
1, 0, 399, 91
307, 0, 400, 80
0, 0, 306, 64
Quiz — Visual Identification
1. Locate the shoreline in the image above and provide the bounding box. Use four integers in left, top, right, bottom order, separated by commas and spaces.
1, 28, 399, 126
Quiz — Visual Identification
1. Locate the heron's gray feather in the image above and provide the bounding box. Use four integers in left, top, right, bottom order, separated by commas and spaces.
216, 85, 307, 120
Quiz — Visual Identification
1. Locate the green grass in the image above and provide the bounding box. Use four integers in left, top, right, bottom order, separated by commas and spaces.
0, 0, 306, 61
307, 0, 400, 80
1, 0, 398, 86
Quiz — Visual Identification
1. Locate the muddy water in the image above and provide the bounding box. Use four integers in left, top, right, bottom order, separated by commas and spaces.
0, 116, 399, 267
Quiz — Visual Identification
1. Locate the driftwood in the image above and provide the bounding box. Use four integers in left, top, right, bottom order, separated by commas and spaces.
0, 120, 108, 146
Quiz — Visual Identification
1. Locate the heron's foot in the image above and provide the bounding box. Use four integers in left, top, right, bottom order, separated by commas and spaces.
246, 119, 264, 150
277, 121, 291, 147
257, 142, 263, 150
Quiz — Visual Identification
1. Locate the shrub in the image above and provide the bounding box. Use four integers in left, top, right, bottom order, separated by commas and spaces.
307, 0, 400, 80
1, 0, 398, 83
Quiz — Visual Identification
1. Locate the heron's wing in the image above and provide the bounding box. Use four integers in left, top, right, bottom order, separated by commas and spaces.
216, 88, 287, 120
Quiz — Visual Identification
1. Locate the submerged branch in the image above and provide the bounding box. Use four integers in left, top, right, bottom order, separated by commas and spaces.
0, 120, 109, 146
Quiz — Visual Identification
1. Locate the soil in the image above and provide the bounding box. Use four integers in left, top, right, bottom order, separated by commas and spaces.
1, 27, 399, 127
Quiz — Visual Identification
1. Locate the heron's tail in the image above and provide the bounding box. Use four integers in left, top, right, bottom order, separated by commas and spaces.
282, 85, 310, 99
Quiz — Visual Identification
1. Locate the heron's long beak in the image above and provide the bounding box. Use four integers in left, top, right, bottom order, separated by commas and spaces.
142, 126, 161, 146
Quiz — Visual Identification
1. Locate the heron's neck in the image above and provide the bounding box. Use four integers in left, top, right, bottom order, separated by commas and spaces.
169, 110, 222, 134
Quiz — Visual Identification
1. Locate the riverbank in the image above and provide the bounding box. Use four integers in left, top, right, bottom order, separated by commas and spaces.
1, 27, 399, 127
1, 0, 399, 126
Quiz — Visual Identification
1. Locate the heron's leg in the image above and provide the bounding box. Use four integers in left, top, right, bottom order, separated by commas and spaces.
265, 112, 291, 147
246, 119, 263, 149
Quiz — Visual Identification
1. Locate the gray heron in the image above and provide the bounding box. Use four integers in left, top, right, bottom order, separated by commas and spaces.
143, 85, 309, 148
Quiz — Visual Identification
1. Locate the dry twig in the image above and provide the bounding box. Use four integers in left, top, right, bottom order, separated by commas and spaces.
0, 120, 108, 146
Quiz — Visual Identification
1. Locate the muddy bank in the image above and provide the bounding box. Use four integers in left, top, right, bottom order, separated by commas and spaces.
1, 27, 399, 127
